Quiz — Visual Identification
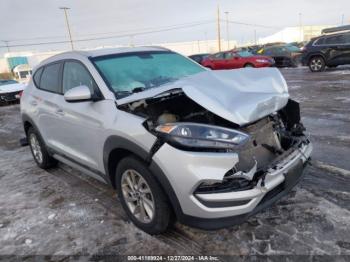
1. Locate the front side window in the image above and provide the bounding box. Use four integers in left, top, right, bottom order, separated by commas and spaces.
39, 63, 62, 93
63, 61, 96, 94
237, 51, 253, 57
92, 51, 204, 98
212, 52, 224, 60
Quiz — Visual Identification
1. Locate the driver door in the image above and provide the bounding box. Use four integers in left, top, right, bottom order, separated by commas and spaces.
53, 60, 106, 171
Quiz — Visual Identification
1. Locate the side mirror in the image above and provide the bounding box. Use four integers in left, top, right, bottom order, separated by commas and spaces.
64, 85, 92, 102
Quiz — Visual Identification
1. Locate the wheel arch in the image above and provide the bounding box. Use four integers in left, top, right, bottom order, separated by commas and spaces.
103, 136, 184, 219
307, 53, 326, 64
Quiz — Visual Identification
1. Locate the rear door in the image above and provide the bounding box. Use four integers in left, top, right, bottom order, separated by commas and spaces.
32, 62, 64, 147
324, 34, 350, 65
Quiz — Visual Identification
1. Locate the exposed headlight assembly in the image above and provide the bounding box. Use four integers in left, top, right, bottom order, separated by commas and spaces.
156, 122, 249, 150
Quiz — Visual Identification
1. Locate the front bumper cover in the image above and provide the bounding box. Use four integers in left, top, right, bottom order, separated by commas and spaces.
153, 139, 312, 230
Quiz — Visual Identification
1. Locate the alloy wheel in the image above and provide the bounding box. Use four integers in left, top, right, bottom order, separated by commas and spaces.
310, 58, 323, 71
121, 169, 155, 223
29, 133, 43, 164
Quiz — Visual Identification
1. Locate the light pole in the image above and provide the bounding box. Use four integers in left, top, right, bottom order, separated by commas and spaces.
225, 11, 230, 50
59, 7, 74, 50
299, 13, 303, 42
217, 5, 221, 52
341, 14, 345, 25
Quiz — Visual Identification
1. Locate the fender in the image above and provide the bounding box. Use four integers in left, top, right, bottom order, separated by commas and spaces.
103, 135, 184, 219
306, 52, 326, 64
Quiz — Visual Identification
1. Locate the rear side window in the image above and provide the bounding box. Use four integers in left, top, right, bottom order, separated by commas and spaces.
33, 67, 43, 87
324, 35, 346, 45
62, 61, 96, 94
39, 63, 62, 93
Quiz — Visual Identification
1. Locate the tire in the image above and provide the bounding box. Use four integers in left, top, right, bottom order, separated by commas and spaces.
115, 156, 173, 234
309, 56, 325, 72
244, 63, 254, 68
27, 127, 57, 169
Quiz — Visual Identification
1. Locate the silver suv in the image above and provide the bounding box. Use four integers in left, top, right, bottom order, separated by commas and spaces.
21, 47, 312, 234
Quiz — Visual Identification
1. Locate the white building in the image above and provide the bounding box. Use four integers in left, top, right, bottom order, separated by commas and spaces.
258, 25, 333, 44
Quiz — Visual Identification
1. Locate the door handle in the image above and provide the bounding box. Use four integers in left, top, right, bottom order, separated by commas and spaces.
55, 109, 65, 115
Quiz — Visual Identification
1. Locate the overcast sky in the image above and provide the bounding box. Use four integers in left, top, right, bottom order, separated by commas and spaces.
0, 0, 349, 56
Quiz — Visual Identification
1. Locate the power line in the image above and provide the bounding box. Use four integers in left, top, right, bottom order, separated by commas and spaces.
2, 20, 214, 43
223, 19, 280, 29
0, 20, 214, 49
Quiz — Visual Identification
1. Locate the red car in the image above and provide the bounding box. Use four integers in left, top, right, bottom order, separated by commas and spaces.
202, 50, 275, 69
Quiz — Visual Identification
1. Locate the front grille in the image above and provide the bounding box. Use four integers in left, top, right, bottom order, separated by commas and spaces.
0, 91, 20, 102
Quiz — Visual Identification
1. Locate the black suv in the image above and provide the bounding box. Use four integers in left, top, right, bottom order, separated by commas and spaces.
302, 29, 350, 72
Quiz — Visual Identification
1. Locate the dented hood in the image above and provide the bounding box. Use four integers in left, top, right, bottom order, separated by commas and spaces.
117, 68, 289, 126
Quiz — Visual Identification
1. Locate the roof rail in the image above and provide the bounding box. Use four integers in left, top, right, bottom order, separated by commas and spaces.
322, 25, 350, 34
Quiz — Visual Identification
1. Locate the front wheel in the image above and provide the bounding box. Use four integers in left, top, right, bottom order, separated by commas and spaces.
116, 156, 173, 234
309, 56, 325, 72
244, 63, 254, 68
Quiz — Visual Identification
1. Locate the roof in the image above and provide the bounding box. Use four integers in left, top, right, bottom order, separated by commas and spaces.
54, 46, 170, 59
35, 46, 171, 70
13, 64, 32, 72
322, 25, 350, 34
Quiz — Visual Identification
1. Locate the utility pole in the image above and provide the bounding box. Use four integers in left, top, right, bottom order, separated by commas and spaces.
59, 7, 74, 50
341, 14, 344, 25
254, 30, 257, 45
299, 13, 303, 42
224, 11, 230, 50
217, 5, 221, 52
2, 40, 10, 52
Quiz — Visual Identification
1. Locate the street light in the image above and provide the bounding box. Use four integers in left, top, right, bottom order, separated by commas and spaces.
59, 7, 74, 50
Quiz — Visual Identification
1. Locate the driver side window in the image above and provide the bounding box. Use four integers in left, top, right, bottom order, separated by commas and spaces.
63, 61, 96, 94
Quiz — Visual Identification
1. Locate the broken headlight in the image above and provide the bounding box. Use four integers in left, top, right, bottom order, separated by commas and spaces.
156, 122, 249, 150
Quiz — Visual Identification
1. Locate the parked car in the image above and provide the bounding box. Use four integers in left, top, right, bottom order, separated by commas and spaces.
0, 79, 25, 104
202, 50, 274, 69
256, 44, 302, 67
188, 53, 210, 65
21, 47, 312, 234
301, 30, 350, 72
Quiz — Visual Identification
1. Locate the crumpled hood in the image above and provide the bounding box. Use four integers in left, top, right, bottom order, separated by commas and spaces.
0, 83, 26, 93
117, 68, 289, 126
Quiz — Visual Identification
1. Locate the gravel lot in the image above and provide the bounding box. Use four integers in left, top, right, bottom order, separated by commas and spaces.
0, 67, 349, 259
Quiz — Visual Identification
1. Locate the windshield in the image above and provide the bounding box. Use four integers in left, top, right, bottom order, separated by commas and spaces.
92, 51, 205, 98
0, 80, 18, 86
285, 45, 300, 52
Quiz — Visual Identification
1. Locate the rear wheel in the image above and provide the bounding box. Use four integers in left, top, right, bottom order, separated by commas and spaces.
244, 63, 254, 68
309, 56, 325, 72
27, 127, 57, 169
116, 156, 173, 234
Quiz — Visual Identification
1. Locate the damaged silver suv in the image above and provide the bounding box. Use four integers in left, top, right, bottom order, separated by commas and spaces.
21, 47, 312, 234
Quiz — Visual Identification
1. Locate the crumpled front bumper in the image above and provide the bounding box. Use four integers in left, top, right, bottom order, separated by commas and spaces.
152, 139, 312, 228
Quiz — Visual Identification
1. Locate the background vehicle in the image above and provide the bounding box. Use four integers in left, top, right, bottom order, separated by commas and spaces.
256, 44, 302, 67
0, 79, 25, 104
188, 53, 210, 65
21, 47, 312, 234
302, 27, 350, 72
202, 50, 274, 69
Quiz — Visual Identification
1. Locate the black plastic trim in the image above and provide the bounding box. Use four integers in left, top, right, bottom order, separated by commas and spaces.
176, 159, 308, 230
